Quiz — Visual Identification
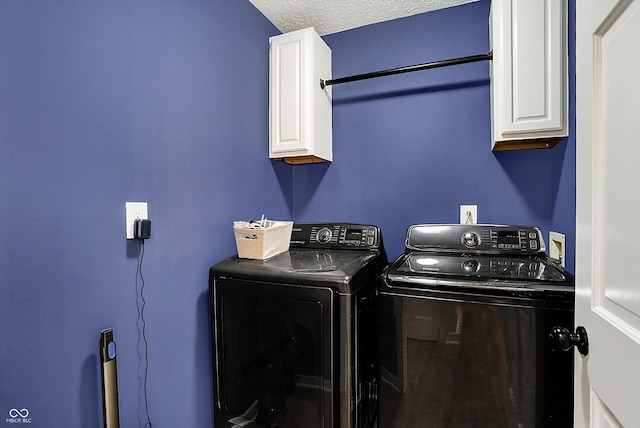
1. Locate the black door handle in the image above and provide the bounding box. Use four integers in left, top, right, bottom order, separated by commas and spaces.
549, 326, 589, 356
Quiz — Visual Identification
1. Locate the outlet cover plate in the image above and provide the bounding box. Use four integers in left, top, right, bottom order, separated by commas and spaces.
125, 202, 148, 239
549, 231, 565, 267
460, 205, 477, 224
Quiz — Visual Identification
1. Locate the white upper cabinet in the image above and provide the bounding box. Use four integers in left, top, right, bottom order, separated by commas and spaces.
269, 27, 332, 164
491, 0, 568, 151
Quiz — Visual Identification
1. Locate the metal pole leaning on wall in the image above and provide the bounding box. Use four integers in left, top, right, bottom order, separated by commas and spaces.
320, 52, 493, 89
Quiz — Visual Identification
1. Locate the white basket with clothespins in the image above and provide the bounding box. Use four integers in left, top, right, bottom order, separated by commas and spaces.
233, 216, 293, 260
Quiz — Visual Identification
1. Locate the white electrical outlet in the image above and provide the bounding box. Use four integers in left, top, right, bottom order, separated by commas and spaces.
549, 231, 565, 267
125, 202, 148, 239
460, 205, 477, 224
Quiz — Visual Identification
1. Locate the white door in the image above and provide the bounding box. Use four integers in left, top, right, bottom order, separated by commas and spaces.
576, 0, 640, 426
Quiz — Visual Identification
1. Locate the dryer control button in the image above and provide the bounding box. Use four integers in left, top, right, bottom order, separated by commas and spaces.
317, 227, 332, 244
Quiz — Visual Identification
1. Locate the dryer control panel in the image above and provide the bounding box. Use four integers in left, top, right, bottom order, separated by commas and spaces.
406, 224, 545, 255
290, 223, 381, 250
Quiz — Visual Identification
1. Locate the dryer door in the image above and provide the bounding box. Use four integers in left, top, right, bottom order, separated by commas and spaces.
212, 277, 335, 428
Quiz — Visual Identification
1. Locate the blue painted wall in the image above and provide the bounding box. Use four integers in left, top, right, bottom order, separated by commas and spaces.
295, 0, 576, 272
0, 1, 286, 427
1, 0, 576, 427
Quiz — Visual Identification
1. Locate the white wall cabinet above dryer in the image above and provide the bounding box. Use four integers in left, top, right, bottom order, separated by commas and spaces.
269, 27, 332, 164
491, 0, 568, 151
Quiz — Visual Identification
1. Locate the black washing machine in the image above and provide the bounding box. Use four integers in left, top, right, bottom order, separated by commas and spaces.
378, 224, 575, 428
209, 223, 387, 428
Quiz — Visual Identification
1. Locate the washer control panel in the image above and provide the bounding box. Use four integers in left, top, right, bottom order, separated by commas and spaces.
406, 224, 545, 255
290, 223, 381, 249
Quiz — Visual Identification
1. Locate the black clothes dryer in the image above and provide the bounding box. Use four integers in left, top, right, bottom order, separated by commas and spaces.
209, 223, 387, 428
378, 224, 575, 428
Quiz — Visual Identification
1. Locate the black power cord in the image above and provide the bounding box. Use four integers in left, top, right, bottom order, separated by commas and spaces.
136, 230, 153, 428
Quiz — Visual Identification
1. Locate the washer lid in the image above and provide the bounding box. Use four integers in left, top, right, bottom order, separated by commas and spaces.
395, 253, 567, 282
384, 253, 574, 302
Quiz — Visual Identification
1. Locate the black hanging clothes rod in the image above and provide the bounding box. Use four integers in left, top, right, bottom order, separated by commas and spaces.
320, 51, 493, 89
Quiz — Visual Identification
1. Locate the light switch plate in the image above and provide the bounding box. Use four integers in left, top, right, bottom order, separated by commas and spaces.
125, 202, 148, 239
460, 205, 477, 224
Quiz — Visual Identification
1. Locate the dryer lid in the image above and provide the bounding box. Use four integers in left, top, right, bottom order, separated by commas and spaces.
211, 248, 387, 293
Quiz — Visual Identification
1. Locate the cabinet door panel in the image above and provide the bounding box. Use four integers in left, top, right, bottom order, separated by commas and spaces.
269, 28, 332, 163
513, 1, 547, 121
491, 0, 568, 148
271, 37, 307, 154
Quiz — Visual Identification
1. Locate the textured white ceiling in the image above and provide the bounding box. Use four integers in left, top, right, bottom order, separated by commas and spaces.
249, 0, 478, 35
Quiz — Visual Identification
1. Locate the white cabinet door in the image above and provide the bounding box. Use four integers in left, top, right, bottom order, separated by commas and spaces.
576, 0, 640, 426
491, 0, 568, 150
269, 27, 332, 164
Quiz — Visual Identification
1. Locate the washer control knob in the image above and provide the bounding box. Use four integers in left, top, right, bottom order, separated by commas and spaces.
462, 232, 480, 248
316, 227, 332, 244
461, 259, 480, 273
